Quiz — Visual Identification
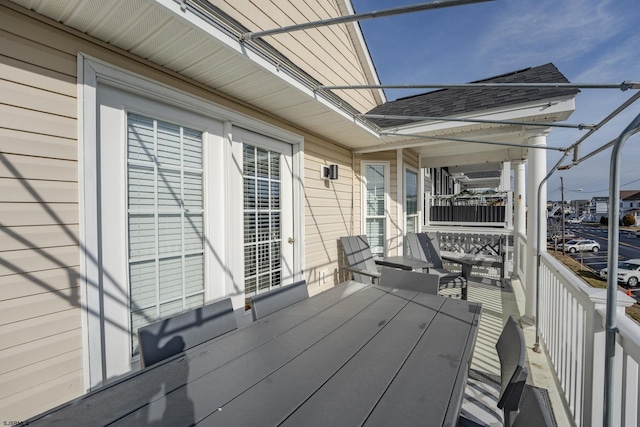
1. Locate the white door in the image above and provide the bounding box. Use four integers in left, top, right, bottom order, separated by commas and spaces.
92, 84, 224, 385
234, 129, 295, 304
87, 83, 297, 386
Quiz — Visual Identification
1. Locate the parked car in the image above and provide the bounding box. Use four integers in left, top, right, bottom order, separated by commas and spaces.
600, 259, 640, 287
567, 217, 582, 224
562, 239, 600, 253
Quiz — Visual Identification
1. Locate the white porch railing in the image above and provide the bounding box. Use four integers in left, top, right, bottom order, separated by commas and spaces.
539, 252, 638, 426
516, 231, 526, 279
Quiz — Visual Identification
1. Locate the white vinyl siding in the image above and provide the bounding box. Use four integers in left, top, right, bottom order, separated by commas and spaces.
126, 113, 205, 355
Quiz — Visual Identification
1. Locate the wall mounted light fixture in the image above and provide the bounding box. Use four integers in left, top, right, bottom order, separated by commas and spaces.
320, 164, 339, 180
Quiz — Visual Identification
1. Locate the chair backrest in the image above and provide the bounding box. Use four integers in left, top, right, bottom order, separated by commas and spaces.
340, 235, 379, 283
511, 387, 554, 427
250, 280, 309, 321
138, 297, 237, 368
406, 232, 444, 269
496, 316, 529, 427
379, 269, 439, 295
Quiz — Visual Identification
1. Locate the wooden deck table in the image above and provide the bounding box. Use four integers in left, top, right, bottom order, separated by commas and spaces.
23, 282, 481, 427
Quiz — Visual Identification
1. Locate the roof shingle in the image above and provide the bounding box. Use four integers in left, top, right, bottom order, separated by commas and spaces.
367, 63, 579, 128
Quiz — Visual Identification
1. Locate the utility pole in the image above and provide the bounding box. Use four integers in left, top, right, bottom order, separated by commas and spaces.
561, 176, 566, 255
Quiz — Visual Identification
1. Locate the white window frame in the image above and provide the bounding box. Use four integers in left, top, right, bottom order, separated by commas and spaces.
361, 161, 390, 257
404, 165, 420, 234
78, 54, 305, 389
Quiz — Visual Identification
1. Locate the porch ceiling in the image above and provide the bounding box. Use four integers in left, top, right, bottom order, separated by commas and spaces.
9, 0, 382, 148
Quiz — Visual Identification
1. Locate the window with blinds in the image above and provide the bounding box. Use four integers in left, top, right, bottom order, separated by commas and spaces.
127, 113, 205, 356
243, 144, 282, 297
364, 164, 387, 257
406, 169, 418, 233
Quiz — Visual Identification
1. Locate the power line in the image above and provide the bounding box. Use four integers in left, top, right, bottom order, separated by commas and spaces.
577, 177, 640, 194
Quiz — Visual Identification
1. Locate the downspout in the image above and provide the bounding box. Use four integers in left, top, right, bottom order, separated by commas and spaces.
603, 112, 640, 427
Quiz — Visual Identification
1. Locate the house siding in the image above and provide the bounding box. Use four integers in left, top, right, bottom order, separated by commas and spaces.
0, 4, 83, 420
303, 136, 353, 295
0, 1, 359, 419
212, 0, 379, 113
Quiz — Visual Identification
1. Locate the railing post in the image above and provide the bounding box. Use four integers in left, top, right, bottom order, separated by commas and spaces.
585, 289, 635, 426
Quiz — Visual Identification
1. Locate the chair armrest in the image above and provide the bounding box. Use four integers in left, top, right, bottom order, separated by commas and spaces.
342, 266, 382, 284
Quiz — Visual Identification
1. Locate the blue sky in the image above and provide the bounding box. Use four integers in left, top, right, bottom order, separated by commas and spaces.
351, 0, 640, 200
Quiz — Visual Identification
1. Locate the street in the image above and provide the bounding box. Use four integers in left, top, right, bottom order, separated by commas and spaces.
551, 222, 640, 302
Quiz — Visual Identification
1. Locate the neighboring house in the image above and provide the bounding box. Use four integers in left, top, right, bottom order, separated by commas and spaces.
585, 196, 610, 222
584, 192, 640, 223
0, 0, 578, 420
569, 199, 589, 218
621, 190, 640, 223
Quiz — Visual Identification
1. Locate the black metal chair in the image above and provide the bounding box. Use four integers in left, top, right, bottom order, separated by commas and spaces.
405, 232, 469, 299
512, 387, 554, 427
340, 235, 382, 284
459, 316, 529, 427
379, 268, 440, 295
496, 316, 529, 427
250, 280, 309, 321
138, 297, 237, 368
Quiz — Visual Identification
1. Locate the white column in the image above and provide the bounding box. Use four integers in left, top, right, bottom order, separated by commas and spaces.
512, 161, 526, 280
525, 130, 549, 321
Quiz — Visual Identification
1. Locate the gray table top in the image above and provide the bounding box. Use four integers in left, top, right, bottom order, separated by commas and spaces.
25, 282, 481, 427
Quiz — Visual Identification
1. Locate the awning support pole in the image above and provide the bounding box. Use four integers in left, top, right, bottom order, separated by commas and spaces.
240, 0, 493, 40
603, 111, 640, 427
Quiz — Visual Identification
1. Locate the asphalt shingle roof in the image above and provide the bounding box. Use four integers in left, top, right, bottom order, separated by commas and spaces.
367, 63, 579, 128
621, 190, 640, 200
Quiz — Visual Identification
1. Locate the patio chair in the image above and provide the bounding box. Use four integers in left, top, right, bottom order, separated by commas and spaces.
512, 387, 554, 427
405, 232, 469, 299
379, 268, 440, 295
250, 280, 309, 321
339, 235, 382, 284
459, 316, 529, 427
138, 297, 237, 368
496, 316, 529, 427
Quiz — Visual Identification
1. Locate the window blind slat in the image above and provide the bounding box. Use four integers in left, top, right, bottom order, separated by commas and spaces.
159, 256, 182, 301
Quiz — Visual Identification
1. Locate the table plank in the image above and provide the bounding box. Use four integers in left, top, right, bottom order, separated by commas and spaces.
277, 290, 446, 427
193, 288, 423, 426
363, 296, 481, 427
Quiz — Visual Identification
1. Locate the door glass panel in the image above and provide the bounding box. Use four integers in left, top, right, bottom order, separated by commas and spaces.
406, 169, 418, 233
364, 164, 387, 257
126, 113, 205, 356
243, 143, 282, 298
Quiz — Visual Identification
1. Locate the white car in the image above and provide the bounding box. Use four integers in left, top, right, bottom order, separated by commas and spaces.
562, 239, 600, 253
600, 259, 640, 287
567, 218, 582, 224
